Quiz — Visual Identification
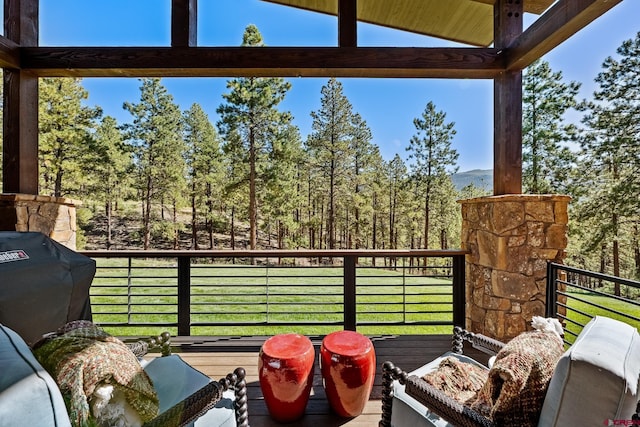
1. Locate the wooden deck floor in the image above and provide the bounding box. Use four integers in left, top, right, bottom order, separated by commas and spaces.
157, 334, 489, 427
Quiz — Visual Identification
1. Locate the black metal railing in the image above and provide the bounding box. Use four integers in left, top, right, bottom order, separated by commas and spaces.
546, 262, 640, 343
81, 249, 467, 336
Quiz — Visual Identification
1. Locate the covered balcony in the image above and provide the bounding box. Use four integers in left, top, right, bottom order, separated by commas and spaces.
1, 0, 638, 425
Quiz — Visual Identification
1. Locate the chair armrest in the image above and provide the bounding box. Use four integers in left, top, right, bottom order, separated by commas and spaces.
452, 327, 504, 356
143, 367, 249, 427
125, 331, 172, 358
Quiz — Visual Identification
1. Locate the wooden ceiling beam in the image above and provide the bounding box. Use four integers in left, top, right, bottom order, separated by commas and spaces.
505, 0, 623, 71
19, 46, 503, 78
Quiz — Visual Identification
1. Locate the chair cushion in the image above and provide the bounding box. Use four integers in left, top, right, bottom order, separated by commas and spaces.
391, 352, 488, 427
0, 323, 71, 427
538, 316, 640, 426
144, 354, 236, 427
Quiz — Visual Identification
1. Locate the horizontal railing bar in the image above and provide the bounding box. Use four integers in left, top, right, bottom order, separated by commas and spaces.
83, 249, 469, 257
558, 282, 640, 307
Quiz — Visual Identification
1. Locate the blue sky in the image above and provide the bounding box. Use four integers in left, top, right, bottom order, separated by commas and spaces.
32, 0, 640, 172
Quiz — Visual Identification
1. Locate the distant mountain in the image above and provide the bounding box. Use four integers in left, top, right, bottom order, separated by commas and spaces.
451, 169, 493, 191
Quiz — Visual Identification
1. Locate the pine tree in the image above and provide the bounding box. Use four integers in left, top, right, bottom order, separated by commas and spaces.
576, 32, 640, 290
217, 24, 293, 250
184, 103, 223, 249
123, 78, 186, 249
88, 116, 133, 249
386, 155, 408, 251
522, 60, 581, 194
407, 101, 459, 249
307, 78, 354, 249
39, 78, 101, 197
348, 113, 378, 249
262, 123, 303, 249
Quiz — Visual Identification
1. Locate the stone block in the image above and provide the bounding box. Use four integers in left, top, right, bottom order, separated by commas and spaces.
506, 246, 533, 275
470, 305, 486, 324
492, 270, 538, 301
477, 230, 507, 270
546, 223, 568, 249
521, 299, 545, 320
525, 201, 555, 222
482, 295, 512, 311
505, 314, 527, 339
484, 310, 505, 338
492, 202, 525, 234
527, 221, 545, 247
508, 233, 527, 247
554, 200, 569, 224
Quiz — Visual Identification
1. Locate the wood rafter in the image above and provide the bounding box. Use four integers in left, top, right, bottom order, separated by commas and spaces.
506, 0, 623, 70
19, 46, 503, 79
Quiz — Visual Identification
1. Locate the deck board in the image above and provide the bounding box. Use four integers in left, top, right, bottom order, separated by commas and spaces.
146, 334, 490, 426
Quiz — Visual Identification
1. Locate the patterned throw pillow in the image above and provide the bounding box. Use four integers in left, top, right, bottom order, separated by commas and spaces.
33, 321, 159, 427
470, 330, 564, 427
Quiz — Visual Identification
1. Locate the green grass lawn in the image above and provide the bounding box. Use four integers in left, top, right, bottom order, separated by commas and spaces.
560, 291, 640, 344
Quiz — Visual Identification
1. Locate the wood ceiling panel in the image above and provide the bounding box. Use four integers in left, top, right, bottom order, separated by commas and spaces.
263, 0, 556, 47
471, 0, 556, 15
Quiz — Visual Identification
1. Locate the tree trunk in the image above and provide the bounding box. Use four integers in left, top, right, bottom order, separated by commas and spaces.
634, 223, 640, 280
230, 206, 236, 250
328, 156, 336, 250
106, 200, 112, 250
191, 181, 198, 249
249, 128, 258, 250
143, 176, 152, 250
172, 200, 178, 250
206, 183, 214, 249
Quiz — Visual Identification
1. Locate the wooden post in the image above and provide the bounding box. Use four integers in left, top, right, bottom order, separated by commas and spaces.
171, 0, 197, 47
3, 0, 39, 194
452, 254, 466, 328
343, 255, 357, 331
338, 0, 357, 47
177, 256, 192, 336
493, 0, 523, 195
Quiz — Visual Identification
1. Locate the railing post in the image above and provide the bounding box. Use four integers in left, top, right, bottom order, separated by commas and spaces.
546, 262, 558, 318
344, 255, 357, 331
452, 254, 466, 328
177, 256, 191, 336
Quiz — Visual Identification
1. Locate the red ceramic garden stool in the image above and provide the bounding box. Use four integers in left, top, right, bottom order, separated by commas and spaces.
320, 330, 376, 417
258, 333, 315, 423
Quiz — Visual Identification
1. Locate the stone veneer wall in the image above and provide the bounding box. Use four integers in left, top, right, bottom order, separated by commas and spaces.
460, 194, 570, 341
0, 193, 79, 250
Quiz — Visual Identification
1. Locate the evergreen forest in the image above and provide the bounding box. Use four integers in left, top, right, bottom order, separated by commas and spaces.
1, 26, 639, 282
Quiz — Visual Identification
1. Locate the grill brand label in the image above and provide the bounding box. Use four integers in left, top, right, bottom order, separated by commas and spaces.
0, 250, 29, 263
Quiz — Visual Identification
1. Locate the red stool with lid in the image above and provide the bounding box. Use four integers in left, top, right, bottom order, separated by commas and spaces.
258, 333, 315, 423
320, 330, 376, 417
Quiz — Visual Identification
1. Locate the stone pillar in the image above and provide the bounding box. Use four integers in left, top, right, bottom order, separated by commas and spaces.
0, 193, 80, 249
460, 194, 570, 341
